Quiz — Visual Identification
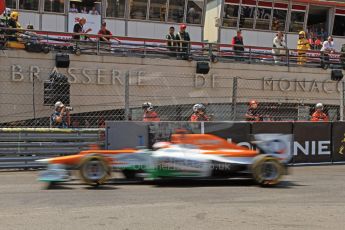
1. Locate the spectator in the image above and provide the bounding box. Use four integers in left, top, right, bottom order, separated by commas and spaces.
72, 18, 92, 40
84, 119, 90, 128
69, 3, 78, 13
175, 24, 191, 60
245, 100, 263, 121
98, 22, 112, 42
308, 36, 315, 50
50, 101, 70, 128
272, 17, 280, 31
320, 36, 336, 69
89, 6, 99, 15
80, 7, 88, 14
310, 103, 329, 121
272, 31, 286, 64
314, 36, 322, 50
232, 30, 244, 60
187, 7, 196, 23
166, 26, 176, 55
98, 117, 105, 128
297, 31, 310, 65
98, 22, 120, 43
142, 102, 160, 122
7, 11, 21, 41
318, 28, 327, 41
190, 104, 210, 121
72, 119, 80, 128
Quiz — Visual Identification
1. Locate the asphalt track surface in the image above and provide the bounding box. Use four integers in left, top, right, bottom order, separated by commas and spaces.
1, 165, 345, 230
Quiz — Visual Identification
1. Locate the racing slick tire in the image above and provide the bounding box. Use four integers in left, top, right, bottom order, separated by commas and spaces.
79, 155, 111, 186
251, 155, 284, 186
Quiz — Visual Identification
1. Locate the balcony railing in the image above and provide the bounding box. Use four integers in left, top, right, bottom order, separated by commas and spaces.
1, 27, 345, 69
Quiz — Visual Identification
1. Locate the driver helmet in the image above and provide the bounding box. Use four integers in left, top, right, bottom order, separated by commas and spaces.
193, 103, 206, 113
142, 102, 154, 111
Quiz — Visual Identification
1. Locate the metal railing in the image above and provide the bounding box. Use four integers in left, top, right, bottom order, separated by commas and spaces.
1, 27, 345, 69
0, 128, 104, 169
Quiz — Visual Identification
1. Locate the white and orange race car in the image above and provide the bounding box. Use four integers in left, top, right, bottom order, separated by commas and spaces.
37, 133, 292, 187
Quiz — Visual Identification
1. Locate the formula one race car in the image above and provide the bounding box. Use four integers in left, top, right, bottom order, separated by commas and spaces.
37, 133, 292, 187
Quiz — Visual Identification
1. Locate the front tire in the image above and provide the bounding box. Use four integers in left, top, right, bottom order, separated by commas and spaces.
251, 156, 284, 186
79, 155, 111, 186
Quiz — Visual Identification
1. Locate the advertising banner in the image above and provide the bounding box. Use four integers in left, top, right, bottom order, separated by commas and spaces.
331, 122, 345, 162
68, 13, 101, 34
252, 122, 293, 134
293, 122, 332, 163
204, 122, 251, 144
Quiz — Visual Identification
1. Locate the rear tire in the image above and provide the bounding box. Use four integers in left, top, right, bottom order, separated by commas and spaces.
79, 155, 111, 186
252, 155, 284, 186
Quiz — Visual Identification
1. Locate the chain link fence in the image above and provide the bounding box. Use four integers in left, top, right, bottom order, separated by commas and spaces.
0, 66, 343, 127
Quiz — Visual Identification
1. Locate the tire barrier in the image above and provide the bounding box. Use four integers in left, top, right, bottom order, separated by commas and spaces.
106, 121, 345, 164
0, 128, 104, 169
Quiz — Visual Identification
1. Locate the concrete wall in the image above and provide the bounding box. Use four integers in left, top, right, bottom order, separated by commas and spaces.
0, 50, 343, 123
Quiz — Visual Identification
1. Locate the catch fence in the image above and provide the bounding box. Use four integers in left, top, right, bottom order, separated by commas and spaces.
0, 69, 343, 127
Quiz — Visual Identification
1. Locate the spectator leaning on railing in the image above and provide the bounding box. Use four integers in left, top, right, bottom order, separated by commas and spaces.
97, 22, 120, 43
72, 18, 92, 40
320, 36, 335, 69
272, 31, 286, 64
98, 22, 112, 42
232, 30, 244, 60
166, 26, 177, 56
175, 24, 190, 60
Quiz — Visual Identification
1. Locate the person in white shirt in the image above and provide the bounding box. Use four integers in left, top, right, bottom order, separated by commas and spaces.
321, 36, 335, 53
69, 3, 78, 13
272, 31, 286, 64
320, 36, 335, 69
89, 6, 99, 15
80, 7, 88, 14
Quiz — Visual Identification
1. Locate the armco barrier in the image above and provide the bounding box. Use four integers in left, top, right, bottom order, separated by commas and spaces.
0, 128, 104, 169
106, 121, 345, 164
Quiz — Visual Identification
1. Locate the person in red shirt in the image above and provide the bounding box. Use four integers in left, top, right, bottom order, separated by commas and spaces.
232, 30, 244, 60
190, 104, 210, 122
310, 103, 329, 122
142, 102, 160, 122
98, 21, 120, 42
245, 100, 263, 121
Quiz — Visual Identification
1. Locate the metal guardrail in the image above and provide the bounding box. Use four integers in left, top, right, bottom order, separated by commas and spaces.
1, 27, 344, 69
0, 128, 105, 169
